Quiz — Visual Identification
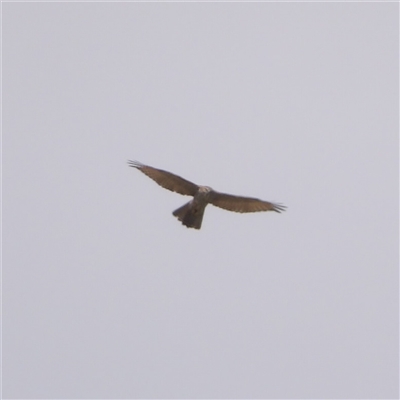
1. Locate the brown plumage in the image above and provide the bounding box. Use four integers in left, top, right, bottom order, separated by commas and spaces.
128, 160, 286, 230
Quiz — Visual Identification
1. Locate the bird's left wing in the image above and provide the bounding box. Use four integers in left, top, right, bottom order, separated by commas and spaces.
209, 191, 286, 213
128, 160, 199, 196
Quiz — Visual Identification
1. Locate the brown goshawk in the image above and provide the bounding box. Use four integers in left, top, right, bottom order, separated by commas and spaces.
128, 160, 286, 230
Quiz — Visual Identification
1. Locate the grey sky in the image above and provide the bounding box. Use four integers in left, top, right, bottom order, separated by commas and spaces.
3, 2, 399, 399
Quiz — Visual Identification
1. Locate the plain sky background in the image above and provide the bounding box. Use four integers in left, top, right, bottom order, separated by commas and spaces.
3, 2, 399, 399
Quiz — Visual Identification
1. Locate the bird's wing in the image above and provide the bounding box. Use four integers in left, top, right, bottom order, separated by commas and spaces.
128, 160, 199, 196
209, 191, 286, 213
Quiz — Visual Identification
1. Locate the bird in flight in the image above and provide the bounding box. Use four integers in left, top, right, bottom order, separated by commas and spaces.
128, 160, 286, 230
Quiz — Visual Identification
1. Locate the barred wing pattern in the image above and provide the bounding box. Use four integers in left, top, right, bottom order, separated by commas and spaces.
128, 160, 198, 196
209, 192, 286, 213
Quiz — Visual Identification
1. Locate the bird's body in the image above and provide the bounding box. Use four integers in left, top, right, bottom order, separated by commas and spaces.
128, 161, 286, 230
172, 186, 213, 229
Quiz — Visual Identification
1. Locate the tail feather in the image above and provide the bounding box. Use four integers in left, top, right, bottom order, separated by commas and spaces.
173, 202, 205, 230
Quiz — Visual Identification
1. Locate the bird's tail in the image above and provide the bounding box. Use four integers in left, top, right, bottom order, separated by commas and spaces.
173, 202, 205, 230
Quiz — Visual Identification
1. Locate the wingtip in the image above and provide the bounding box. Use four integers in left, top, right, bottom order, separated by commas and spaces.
273, 203, 287, 213
127, 160, 144, 169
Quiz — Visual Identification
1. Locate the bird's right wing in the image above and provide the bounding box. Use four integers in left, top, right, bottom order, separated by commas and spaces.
128, 160, 199, 196
209, 191, 286, 213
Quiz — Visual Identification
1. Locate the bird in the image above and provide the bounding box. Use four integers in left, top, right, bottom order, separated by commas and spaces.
128, 160, 286, 230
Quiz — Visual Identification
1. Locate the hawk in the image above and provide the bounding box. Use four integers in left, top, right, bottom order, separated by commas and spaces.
128, 160, 286, 230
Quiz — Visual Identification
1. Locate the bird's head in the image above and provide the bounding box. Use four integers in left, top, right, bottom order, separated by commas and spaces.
199, 186, 213, 194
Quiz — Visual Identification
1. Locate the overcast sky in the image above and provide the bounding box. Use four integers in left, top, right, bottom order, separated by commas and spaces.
3, 2, 399, 399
